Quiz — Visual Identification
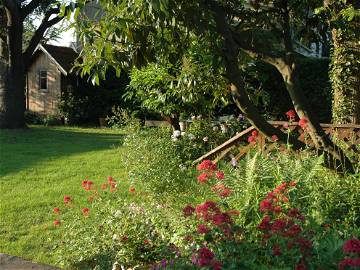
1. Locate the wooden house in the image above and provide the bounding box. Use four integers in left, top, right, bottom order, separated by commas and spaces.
26, 44, 79, 115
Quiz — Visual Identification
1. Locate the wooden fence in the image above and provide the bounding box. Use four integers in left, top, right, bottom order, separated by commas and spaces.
193, 121, 360, 165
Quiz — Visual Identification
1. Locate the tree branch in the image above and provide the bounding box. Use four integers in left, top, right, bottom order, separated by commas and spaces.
20, 0, 42, 21
3, 0, 21, 21
23, 7, 64, 66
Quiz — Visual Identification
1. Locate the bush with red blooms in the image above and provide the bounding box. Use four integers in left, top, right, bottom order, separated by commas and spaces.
257, 182, 314, 268
339, 238, 360, 270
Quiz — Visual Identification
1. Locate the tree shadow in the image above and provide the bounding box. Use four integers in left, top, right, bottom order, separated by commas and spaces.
0, 126, 125, 176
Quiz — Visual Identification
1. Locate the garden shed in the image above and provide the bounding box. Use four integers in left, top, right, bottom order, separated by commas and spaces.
26, 44, 79, 115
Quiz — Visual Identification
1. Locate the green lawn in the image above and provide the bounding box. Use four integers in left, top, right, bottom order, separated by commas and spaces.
0, 126, 126, 265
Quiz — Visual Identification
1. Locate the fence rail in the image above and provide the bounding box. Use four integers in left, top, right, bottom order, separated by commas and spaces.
193, 121, 360, 165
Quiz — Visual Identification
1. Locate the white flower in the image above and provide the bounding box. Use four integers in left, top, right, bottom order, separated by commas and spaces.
231, 157, 237, 167
203, 136, 209, 142
191, 115, 196, 120
173, 130, 181, 138
212, 126, 219, 131
187, 133, 195, 140
197, 115, 203, 120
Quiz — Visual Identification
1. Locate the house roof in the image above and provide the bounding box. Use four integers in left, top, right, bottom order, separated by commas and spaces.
31, 44, 79, 76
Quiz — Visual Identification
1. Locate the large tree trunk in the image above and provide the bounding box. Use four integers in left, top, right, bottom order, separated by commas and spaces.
274, 55, 354, 173
0, 5, 26, 129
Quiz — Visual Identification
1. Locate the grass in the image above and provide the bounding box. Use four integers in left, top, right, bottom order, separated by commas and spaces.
0, 126, 126, 266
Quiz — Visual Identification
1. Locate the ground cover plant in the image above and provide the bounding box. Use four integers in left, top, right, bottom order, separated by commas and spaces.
0, 126, 126, 265
50, 121, 360, 269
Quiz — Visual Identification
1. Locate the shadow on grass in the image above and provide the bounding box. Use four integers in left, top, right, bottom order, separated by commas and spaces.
0, 126, 125, 176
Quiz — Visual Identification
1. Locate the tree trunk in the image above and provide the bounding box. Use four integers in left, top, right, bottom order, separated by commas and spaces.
209, 2, 305, 150
274, 55, 354, 173
0, 5, 26, 129
209, 1, 354, 173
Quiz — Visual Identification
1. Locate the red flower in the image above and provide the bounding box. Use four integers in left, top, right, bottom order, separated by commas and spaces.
215, 171, 224, 180
273, 205, 282, 214
299, 118, 308, 129
100, 183, 107, 190
53, 207, 60, 214
183, 204, 195, 217
197, 160, 217, 171
212, 213, 232, 226
143, 239, 150, 245
272, 244, 282, 256
63, 195, 71, 204
339, 258, 360, 270
197, 172, 209, 184
290, 180, 297, 187
129, 187, 136, 193
247, 135, 256, 143
274, 182, 287, 193
258, 215, 271, 230
82, 207, 90, 216
259, 199, 273, 212
82, 180, 93, 191
212, 260, 222, 270
251, 130, 258, 137
295, 261, 307, 270
53, 220, 60, 226
271, 218, 287, 232
197, 247, 215, 267
283, 122, 289, 129
271, 135, 279, 142
285, 109, 296, 120
108, 176, 115, 184
343, 238, 360, 254
197, 224, 211, 234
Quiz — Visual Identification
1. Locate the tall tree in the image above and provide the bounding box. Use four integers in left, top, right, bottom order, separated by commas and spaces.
0, 0, 79, 129
75, 0, 355, 173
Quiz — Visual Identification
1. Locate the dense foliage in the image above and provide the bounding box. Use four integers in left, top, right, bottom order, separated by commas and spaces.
51, 123, 360, 269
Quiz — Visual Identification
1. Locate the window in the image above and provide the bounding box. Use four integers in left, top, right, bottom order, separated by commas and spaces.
39, 70, 48, 90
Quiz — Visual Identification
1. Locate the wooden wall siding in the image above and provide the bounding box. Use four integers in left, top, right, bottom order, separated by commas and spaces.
27, 52, 62, 115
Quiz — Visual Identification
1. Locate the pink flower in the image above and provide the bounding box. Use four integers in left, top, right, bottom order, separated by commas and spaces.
247, 136, 256, 143
299, 118, 308, 129
251, 130, 258, 137
53, 207, 60, 214
283, 122, 289, 129
197, 160, 217, 171
271, 135, 279, 142
197, 173, 209, 184
215, 171, 224, 180
285, 109, 296, 120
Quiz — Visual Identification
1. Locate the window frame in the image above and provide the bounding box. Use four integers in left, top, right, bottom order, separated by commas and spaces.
39, 69, 48, 91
